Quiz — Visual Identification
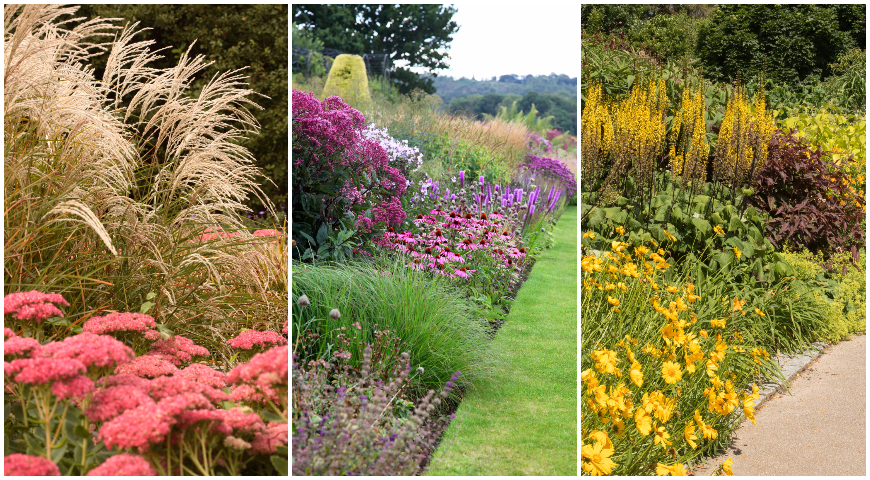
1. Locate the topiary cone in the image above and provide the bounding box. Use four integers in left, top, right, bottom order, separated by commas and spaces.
321, 54, 369, 104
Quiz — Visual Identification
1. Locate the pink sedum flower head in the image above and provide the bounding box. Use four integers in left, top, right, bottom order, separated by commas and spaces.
3, 335, 42, 358
227, 345, 288, 388
230, 383, 266, 404
218, 407, 267, 436
177, 363, 228, 389
147, 335, 209, 366
82, 312, 157, 337
175, 409, 229, 435
114, 354, 178, 378
41, 333, 134, 371
85, 453, 156, 476
4, 453, 60, 476
85, 385, 155, 422
98, 373, 152, 391
50, 375, 95, 401
250, 421, 289, 454
7, 357, 86, 385
98, 404, 173, 453
148, 375, 229, 404
226, 329, 288, 350
4, 291, 69, 323
252, 229, 281, 237
4, 327, 16, 339
156, 392, 215, 419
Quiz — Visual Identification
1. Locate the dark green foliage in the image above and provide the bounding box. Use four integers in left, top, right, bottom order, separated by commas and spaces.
696, 4, 862, 88
72, 4, 288, 210
747, 130, 866, 260
292, 4, 459, 94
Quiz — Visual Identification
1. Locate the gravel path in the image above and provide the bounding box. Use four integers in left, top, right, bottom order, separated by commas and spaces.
689, 335, 866, 476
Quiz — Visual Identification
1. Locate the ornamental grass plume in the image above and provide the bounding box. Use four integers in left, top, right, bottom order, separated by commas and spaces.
4, 453, 61, 476
226, 329, 288, 350
85, 453, 156, 476
5, 5, 285, 352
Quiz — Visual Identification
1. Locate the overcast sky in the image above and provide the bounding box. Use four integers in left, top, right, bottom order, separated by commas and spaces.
424, 1, 580, 80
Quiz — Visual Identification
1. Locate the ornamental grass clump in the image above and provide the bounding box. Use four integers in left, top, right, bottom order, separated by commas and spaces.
581, 238, 787, 476
5, 5, 287, 361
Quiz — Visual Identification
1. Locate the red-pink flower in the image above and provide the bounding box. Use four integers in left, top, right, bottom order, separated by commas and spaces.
147, 336, 209, 365
156, 392, 215, 418
4, 327, 16, 339
85, 453, 156, 476
148, 375, 229, 404
174, 409, 230, 435
230, 384, 266, 404
85, 385, 155, 422
177, 363, 227, 389
4, 453, 60, 475
227, 345, 288, 387
226, 330, 287, 350
98, 373, 152, 391
82, 312, 157, 336
217, 407, 266, 436
252, 229, 281, 237
250, 421, 288, 454
6, 357, 86, 385
98, 404, 173, 453
50, 375, 95, 401
3, 335, 42, 358
114, 355, 178, 378
4, 291, 69, 322
41, 333, 134, 371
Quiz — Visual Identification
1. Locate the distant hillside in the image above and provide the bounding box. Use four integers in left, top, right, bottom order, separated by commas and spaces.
431, 74, 577, 105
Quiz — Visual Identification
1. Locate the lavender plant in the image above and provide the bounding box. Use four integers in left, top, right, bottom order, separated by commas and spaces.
292, 345, 459, 475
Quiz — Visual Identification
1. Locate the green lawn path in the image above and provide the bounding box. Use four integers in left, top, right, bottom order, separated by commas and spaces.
426, 206, 577, 476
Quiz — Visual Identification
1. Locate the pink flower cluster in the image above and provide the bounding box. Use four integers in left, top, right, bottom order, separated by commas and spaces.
41, 332, 134, 370
83, 312, 160, 340
4, 290, 69, 322
250, 421, 289, 454
85, 453, 156, 476
145, 335, 210, 365
198, 226, 242, 242
226, 329, 287, 350
4, 453, 60, 476
227, 345, 287, 405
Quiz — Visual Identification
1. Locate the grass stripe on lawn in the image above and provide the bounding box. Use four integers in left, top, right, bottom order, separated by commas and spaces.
426, 205, 577, 476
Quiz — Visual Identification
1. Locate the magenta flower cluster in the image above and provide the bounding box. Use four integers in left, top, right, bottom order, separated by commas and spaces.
4, 290, 69, 322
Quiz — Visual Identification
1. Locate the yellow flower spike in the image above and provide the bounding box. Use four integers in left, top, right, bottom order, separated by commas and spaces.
755, 307, 765, 317
722, 458, 734, 476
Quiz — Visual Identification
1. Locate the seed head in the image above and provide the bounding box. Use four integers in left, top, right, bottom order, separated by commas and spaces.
329, 308, 341, 319
297, 295, 310, 307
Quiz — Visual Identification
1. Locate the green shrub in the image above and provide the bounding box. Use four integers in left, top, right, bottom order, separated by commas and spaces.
781, 249, 867, 343
696, 5, 858, 88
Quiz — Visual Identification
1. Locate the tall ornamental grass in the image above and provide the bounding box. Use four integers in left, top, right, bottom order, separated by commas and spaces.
291, 260, 498, 402
4, 5, 286, 362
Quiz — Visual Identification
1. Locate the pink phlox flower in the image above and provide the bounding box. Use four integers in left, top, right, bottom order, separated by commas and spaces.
226, 330, 288, 350
250, 422, 289, 455
50, 375, 95, 401
41, 333, 134, 370
147, 335, 209, 366
7, 357, 86, 385
82, 312, 157, 336
4, 291, 69, 323
4, 453, 60, 476
85, 453, 156, 476
85, 385, 155, 422
114, 354, 178, 378
148, 375, 229, 404
157, 392, 215, 418
252, 229, 281, 237
4, 335, 42, 358
98, 404, 173, 453
177, 363, 228, 389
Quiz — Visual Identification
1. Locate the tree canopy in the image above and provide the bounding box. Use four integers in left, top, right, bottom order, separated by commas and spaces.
292, 4, 460, 94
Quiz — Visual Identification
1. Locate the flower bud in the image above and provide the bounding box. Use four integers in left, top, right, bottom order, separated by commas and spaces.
297, 295, 310, 307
